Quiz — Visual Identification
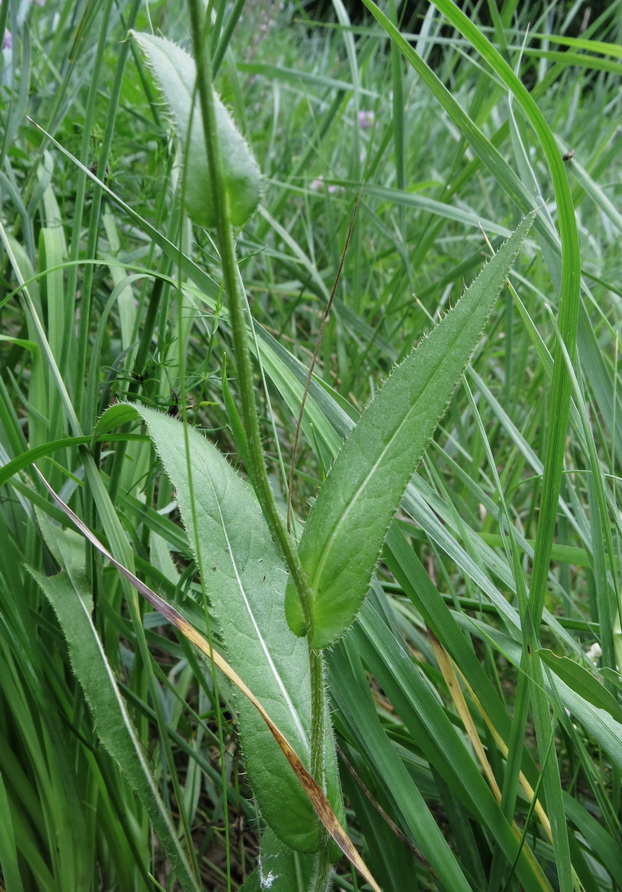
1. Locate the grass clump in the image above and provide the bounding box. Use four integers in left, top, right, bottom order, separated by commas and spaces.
1, 1, 622, 890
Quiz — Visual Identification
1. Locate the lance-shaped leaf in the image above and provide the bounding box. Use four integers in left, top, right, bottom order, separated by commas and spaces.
131, 31, 261, 229
285, 213, 535, 648
95, 404, 344, 855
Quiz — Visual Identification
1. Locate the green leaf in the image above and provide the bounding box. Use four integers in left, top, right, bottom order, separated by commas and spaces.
549, 670, 622, 774
0, 771, 25, 892
104, 404, 344, 854
563, 793, 622, 888
464, 617, 622, 775
131, 32, 261, 229
540, 649, 622, 725
35, 509, 93, 613
286, 213, 535, 647
238, 827, 317, 892
351, 600, 551, 890
26, 568, 200, 892
327, 636, 473, 891
93, 401, 143, 436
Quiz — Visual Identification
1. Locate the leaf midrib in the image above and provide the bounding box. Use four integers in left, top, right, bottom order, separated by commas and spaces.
193, 446, 310, 752
308, 315, 465, 594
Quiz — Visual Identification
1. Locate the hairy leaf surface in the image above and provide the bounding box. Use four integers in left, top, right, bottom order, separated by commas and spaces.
100, 405, 344, 853
131, 32, 261, 228
286, 213, 535, 647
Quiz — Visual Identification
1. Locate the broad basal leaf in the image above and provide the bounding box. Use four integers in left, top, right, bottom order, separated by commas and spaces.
285, 213, 535, 648
96, 405, 344, 854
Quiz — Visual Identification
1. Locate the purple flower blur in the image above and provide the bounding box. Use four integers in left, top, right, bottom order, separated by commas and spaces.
3, 29, 11, 50
358, 110, 375, 131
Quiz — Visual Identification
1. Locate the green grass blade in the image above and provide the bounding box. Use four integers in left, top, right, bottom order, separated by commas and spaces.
0, 771, 25, 892
327, 639, 472, 891
26, 567, 201, 892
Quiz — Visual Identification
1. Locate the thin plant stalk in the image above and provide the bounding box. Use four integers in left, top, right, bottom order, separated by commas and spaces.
185, 0, 330, 876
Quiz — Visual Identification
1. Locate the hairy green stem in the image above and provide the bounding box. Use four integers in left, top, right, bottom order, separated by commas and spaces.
186, 0, 329, 862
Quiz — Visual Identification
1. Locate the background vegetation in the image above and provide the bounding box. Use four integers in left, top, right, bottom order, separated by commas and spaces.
1, 0, 622, 889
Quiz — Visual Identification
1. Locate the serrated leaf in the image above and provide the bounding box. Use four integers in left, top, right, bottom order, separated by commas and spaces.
286, 213, 535, 647
34, 466, 379, 887
93, 401, 142, 436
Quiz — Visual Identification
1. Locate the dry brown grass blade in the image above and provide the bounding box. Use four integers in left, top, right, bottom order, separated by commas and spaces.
34, 465, 381, 891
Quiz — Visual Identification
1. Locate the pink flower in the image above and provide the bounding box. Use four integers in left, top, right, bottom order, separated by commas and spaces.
3, 29, 11, 50
309, 176, 343, 195
358, 110, 375, 131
